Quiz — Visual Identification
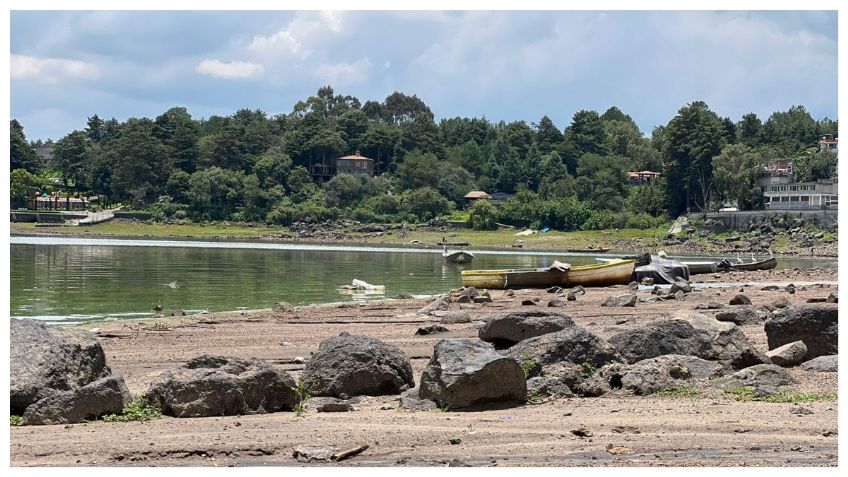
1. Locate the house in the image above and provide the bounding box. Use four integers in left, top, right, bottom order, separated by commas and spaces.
763, 178, 838, 210
627, 170, 662, 184
335, 152, 375, 176
463, 191, 493, 208
28, 195, 90, 211
819, 135, 838, 154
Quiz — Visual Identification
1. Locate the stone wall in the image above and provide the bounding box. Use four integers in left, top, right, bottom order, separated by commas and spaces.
689, 209, 838, 232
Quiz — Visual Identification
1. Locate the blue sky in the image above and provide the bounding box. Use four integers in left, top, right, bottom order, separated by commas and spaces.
10, 10, 838, 141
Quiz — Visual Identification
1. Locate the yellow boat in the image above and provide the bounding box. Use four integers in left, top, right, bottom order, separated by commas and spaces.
460, 259, 635, 289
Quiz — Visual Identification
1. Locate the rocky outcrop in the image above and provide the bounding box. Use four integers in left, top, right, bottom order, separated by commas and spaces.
11, 319, 111, 415
601, 294, 637, 307
22, 375, 131, 425
729, 294, 752, 305
712, 364, 796, 390
478, 311, 574, 347
504, 326, 622, 376
608, 310, 768, 369
144, 355, 299, 417
714, 306, 760, 325
301, 333, 414, 398
419, 339, 526, 409
765, 340, 808, 367
800, 355, 838, 373
415, 325, 449, 336
764, 305, 838, 358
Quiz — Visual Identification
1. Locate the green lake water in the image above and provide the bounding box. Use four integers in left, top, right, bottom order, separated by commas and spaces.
9, 236, 837, 323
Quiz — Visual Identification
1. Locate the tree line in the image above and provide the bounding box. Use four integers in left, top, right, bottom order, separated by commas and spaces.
10, 86, 838, 230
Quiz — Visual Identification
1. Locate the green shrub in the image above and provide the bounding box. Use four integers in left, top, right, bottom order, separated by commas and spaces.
468, 199, 498, 230
10, 415, 22, 426
293, 381, 310, 416
102, 397, 161, 422
653, 386, 700, 398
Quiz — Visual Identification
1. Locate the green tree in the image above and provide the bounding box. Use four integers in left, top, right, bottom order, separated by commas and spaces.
662, 101, 725, 214
154, 107, 200, 173
10, 120, 40, 173
86, 114, 105, 142
761, 105, 819, 153
53, 130, 89, 190
565, 110, 607, 157
109, 119, 170, 207
575, 153, 629, 211
738, 113, 763, 147
712, 144, 765, 210
467, 199, 498, 230
187, 167, 244, 220
400, 187, 453, 221
10, 168, 40, 206
793, 151, 838, 183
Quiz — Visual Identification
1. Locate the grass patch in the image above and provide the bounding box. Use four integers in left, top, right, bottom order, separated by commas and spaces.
102, 397, 161, 422
580, 362, 596, 379
653, 386, 700, 398
10, 415, 22, 426
527, 387, 543, 404
725, 386, 837, 403
292, 381, 310, 416
519, 351, 536, 380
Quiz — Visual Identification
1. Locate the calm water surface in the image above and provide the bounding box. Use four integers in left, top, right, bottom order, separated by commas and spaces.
10, 236, 836, 323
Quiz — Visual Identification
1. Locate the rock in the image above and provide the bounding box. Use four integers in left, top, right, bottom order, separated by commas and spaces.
455, 295, 471, 304
419, 339, 526, 409
394, 292, 415, 300
772, 297, 791, 309
673, 290, 686, 301
670, 279, 692, 294
641, 277, 655, 286
419, 296, 449, 315
415, 325, 449, 336
293, 444, 338, 463
458, 287, 479, 299
603, 357, 693, 395
729, 294, 752, 305
601, 294, 637, 307
547, 286, 563, 293
472, 294, 493, 304
764, 305, 838, 358
766, 341, 807, 367
571, 426, 593, 437
170, 310, 186, 317
826, 292, 838, 303
478, 311, 574, 347
306, 397, 355, 413
714, 306, 760, 325
10, 319, 111, 415
547, 298, 567, 308
521, 299, 537, 306
21, 375, 132, 425
628, 281, 639, 292
505, 326, 622, 375
302, 333, 414, 398
761, 285, 779, 291
790, 405, 813, 415
397, 387, 438, 411
144, 355, 299, 417
566, 286, 586, 301
785, 284, 796, 294
695, 302, 724, 310
504, 290, 515, 297
440, 312, 472, 324
272, 302, 294, 312
806, 297, 827, 303
574, 374, 611, 397
799, 355, 838, 373
525, 376, 576, 399
712, 364, 796, 389
449, 438, 462, 445
608, 310, 768, 369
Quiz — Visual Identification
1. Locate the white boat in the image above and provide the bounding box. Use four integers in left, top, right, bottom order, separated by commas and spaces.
443, 250, 474, 264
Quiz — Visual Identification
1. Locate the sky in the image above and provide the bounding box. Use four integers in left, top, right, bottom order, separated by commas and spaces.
9, 10, 839, 142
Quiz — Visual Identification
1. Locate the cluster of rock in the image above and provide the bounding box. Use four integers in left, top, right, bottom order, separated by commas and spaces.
11, 319, 132, 425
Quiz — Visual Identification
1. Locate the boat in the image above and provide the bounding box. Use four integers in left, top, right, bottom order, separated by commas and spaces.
443, 250, 474, 264
717, 256, 777, 272
461, 259, 635, 289
566, 246, 610, 253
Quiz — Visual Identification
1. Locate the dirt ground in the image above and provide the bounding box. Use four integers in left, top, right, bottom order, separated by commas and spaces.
10, 267, 839, 467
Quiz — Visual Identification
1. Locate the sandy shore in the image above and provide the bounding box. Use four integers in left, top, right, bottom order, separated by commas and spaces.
10, 267, 838, 467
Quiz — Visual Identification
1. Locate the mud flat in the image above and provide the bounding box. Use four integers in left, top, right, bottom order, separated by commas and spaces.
10, 268, 838, 467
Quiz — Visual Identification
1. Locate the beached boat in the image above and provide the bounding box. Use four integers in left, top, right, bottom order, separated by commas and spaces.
566, 246, 610, 253
461, 259, 635, 289
443, 250, 474, 264
718, 256, 777, 272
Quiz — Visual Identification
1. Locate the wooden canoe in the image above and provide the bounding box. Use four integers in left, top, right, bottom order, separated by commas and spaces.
461, 259, 635, 289
719, 256, 777, 272
443, 251, 474, 264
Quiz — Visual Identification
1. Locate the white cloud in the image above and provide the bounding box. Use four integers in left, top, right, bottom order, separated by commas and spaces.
248, 11, 344, 60
11, 54, 99, 83
195, 59, 264, 79
315, 57, 372, 85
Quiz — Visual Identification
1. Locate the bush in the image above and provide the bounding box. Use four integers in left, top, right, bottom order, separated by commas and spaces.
400, 187, 454, 221
293, 203, 341, 223
580, 210, 624, 230
266, 201, 296, 225
467, 199, 498, 230
102, 397, 161, 422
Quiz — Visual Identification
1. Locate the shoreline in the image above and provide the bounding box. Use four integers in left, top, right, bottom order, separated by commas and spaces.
11, 267, 838, 467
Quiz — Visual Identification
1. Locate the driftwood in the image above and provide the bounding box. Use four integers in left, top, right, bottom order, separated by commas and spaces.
331, 444, 369, 461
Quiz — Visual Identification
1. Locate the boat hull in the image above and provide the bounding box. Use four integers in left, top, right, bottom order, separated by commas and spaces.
461, 260, 635, 289
723, 257, 777, 271
443, 251, 474, 264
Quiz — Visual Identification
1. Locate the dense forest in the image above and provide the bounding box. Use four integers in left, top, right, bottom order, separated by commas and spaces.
10, 86, 838, 230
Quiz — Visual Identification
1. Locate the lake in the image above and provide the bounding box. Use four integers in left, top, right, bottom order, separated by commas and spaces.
9, 235, 837, 323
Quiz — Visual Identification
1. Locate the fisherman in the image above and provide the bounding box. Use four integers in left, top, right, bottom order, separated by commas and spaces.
400, 222, 408, 239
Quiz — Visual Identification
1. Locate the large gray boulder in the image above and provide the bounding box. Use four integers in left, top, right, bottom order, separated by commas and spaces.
766, 340, 808, 367
601, 294, 637, 307
478, 311, 574, 347
712, 364, 796, 389
504, 326, 622, 377
22, 375, 131, 425
301, 333, 414, 397
608, 310, 768, 369
144, 355, 299, 417
600, 356, 692, 395
10, 319, 111, 415
800, 355, 838, 373
419, 339, 526, 409
715, 306, 760, 325
764, 305, 838, 358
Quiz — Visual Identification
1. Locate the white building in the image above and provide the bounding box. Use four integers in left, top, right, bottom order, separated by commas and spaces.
763, 178, 838, 210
